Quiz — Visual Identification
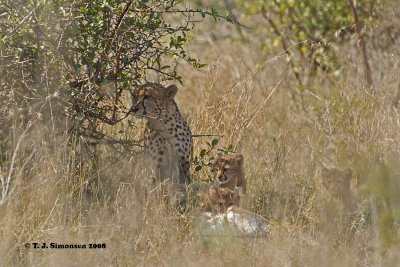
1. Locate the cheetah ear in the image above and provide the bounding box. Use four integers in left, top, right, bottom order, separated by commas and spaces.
165, 85, 178, 99
344, 168, 352, 180
235, 154, 244, 165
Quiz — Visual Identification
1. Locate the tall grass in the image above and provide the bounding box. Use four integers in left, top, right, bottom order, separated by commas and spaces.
1, 4, 400, 266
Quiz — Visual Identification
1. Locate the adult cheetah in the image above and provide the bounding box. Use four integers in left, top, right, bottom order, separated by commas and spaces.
130, 82, 193, 186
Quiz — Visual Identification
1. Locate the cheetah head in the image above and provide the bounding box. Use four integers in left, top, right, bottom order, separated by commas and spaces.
212, 154, 245, 189
321, 167, 352, 198
130, 83, 178, 119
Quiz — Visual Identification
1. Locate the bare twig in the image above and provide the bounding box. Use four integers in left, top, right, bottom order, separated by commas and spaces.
192, 134, 224, 138
113, 46, 122, 121
132, 7, 250, 29
348, 0, 374, 89
96, 0, 133, 84
80, 135, 143, 147
1, 3, 40, 42
261, 7, 303, 87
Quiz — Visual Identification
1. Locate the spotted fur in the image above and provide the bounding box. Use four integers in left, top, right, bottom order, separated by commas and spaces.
131, 82, 193, 185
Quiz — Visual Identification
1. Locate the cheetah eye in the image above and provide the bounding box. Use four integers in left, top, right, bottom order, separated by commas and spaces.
143, 94, 151, 100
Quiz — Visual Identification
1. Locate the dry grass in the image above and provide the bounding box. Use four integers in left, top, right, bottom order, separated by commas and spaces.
1, 4, 400, 266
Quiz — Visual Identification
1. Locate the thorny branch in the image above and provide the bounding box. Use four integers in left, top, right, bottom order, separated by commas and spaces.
261, 8, 303, 87
192, 134, 224, 137
348, 0, 374, 89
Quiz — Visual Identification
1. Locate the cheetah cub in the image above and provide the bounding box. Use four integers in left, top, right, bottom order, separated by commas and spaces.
130, 83, 193, 186
200, 154, 246, 212
202, 186, 242, 213
321, 167, 355, 210
213, 154, 246, 190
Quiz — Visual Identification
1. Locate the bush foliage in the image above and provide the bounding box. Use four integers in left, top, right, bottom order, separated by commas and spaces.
0, 0, 218, 138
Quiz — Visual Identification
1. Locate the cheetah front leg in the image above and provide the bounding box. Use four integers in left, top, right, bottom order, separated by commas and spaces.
178, 159, 191, 185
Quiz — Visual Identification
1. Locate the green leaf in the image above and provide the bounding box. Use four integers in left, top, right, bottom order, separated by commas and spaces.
200, 149, 207, 158
211, 139, 219, 147
195, 165, 202, 172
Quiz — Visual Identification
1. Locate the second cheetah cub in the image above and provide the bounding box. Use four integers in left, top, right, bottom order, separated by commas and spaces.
321, 167, 354, 210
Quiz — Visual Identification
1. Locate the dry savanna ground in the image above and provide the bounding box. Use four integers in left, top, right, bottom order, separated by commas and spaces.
1, 2, 400, 267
